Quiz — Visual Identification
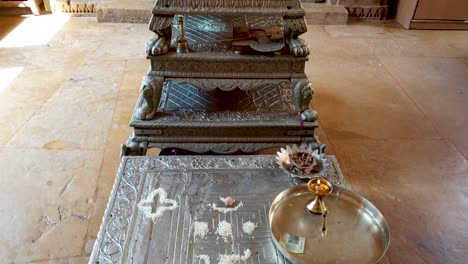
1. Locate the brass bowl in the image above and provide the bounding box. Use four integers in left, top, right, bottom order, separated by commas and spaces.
269, 184, 390, 264
276, 145, 329, 181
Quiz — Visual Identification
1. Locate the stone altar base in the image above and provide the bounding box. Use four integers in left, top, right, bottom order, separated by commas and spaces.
124, 82, 318, 155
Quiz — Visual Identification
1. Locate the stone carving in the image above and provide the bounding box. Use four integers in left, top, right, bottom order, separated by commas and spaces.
150, 142, 299, 154
155, 57, 295, 76
168, 109, 298, 121
52, 0, 96, 13
135, 76, 164, 120
284, 17, 310, 57
146, 15, 173, 55
147, 0, 310, 57
340, 0, 389, 20
171, 79, 290, 92
90, 158, 149, 264
121, 137, 147, 156
129, 0, 319, 154
293, 79, 317, 121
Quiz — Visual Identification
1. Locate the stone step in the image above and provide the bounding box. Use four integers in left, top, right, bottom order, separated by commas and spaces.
303, 3, 348, 25
96, 0, 152, 23
50, 0, 98, 14
50, 0, 387, 23
49, 0, 351, 25
96, 0, 348, 24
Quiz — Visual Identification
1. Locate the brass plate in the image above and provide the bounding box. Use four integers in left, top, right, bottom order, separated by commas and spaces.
269, 184, 390, 264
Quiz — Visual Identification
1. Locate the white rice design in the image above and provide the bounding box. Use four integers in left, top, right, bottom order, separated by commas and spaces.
197, 254, 211, 264
211, 201, 243, 214
242, 221, 257, 236
194, 221, 209, 239
215, 220, 232, 242
137, 188, 178, 222
218, 249, 252, 264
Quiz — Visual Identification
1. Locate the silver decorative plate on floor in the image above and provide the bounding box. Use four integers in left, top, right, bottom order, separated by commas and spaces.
90, 155, 345, 264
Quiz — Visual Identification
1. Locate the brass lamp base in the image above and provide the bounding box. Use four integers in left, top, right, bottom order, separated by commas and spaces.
307, 196, 325, 214
306, 178, 333, 215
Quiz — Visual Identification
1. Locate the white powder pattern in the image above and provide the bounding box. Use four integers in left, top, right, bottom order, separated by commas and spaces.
242, 221, 257, 236
197, 254, 211, 264
215, 220, 232, 242
211, 201, 243, 214
194, 221, 209, 239
218, 249, 252, 264
137, 188, 178, 222
219, 196, 235, 207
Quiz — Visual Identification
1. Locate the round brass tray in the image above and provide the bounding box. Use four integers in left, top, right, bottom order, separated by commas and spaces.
269, 184, 390, 264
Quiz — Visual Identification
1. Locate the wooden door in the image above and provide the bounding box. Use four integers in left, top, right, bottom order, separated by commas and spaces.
414, 0, 468, 21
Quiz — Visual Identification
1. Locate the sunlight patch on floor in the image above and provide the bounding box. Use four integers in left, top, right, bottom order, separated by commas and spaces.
0, 67, 23, 93
0, 14, 69, 48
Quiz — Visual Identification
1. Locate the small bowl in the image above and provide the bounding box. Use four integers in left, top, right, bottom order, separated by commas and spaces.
276, 144, 329, 184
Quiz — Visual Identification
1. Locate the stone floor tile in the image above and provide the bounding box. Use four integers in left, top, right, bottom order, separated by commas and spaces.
307, 54, 440, 141
381, 28, 468, 58
118, 58, 149, 98
0, 98, 42, 148
302, 31, 398, 59
91, 23, 152, 60
331, 139, 468, 264
314, 125, 335, 155
324, 23, 398, 38
304, 22, 468, 58
28, 256, 89, 264
379, 56, 468, 158
6, 57, 126, 150
0, 149, 102, 262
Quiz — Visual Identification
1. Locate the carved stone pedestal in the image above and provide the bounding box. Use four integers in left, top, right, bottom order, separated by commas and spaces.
122, 3, 321, 155
123, 81, 318, 155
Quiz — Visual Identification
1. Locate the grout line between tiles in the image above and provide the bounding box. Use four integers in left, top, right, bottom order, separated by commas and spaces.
83, 58, 130, 242
376, 56, 442, 136
376, 56, 467, 161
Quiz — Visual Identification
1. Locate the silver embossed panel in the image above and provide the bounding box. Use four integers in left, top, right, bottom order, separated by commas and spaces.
90, 155, 345, 264
159, 81, 294, 112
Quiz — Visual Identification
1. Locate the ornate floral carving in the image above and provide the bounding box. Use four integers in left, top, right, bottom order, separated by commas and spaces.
163, 59, 291, 74
170, 78, 289, 91
167, 109, 298, 121
90, 158, 150, 264
153, 0, 295, 12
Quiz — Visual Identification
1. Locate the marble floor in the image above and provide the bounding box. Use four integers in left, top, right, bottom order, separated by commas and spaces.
0, 15, 467, 263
